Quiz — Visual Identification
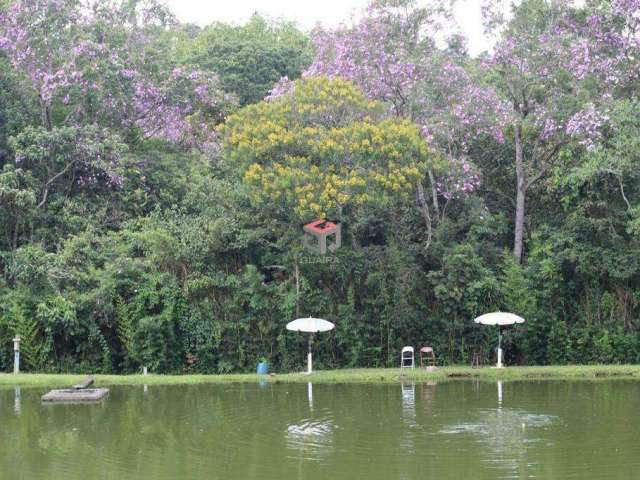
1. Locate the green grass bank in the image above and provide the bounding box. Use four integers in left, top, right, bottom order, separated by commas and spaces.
2, 365, 640, 388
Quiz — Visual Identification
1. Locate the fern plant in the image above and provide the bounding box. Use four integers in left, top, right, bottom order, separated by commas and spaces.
88, 324, 112, 374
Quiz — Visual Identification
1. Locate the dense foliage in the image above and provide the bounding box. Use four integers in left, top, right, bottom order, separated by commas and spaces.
186, 14, 310, 106
0, 0, 639, 374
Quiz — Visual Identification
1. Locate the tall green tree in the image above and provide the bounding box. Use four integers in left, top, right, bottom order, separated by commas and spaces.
189, 14, 310, 105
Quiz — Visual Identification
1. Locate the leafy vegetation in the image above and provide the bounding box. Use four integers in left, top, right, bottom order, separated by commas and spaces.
186, 14, 311, 106
0, 0, 639, 374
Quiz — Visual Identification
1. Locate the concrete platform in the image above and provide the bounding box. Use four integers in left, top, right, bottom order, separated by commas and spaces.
42, 388, 109, 403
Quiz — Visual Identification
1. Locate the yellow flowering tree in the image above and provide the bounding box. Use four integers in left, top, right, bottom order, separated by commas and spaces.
220, 77, 439, 221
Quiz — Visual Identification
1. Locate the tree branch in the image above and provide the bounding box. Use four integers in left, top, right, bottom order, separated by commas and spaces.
526, 139, 569, 189
38, 160, 77, 208
482, 188, 516, 208
618, 176, 632, 211
604, 169, 632, 211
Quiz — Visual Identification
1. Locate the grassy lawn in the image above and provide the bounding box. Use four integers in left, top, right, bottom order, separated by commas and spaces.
2, 365, 640, 388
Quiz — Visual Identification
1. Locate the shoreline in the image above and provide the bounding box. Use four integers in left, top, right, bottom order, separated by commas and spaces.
2, 365, 640, 388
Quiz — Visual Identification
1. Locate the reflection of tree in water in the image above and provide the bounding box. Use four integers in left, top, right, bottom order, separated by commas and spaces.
439, 382, 557, 478
0, 383, 299, 479
0, 387, 119, 477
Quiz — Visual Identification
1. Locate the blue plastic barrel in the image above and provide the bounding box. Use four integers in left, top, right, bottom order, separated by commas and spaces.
256, 361, 268, 375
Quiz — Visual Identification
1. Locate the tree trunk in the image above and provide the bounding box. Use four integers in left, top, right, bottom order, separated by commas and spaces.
416, 181, 433, 251
41, 103, 52, 131
513, 123, 526, 264
427, 169, 440, 217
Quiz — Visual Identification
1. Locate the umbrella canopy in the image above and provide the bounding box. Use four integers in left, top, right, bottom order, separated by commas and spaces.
474, 312, 525, 368
286, 317, 335, 333
286, 317, 335, 374
474, 312, 525, 326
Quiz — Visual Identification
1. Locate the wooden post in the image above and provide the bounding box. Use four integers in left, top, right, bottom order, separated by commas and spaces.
13, 336, 20, 374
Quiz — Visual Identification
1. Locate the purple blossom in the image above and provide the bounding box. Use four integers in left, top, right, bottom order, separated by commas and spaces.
436, 158, 481, 200
566, 104, 610, 150
303, 9, 423, 112
264, 76, 295, 101
0, 0, 230, 181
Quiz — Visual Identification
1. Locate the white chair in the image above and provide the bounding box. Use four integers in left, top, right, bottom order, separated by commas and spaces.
400, 346, 414, 369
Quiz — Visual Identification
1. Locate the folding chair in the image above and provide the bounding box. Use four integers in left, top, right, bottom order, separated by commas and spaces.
400, 346, 414, 369
419, 346, 436, 368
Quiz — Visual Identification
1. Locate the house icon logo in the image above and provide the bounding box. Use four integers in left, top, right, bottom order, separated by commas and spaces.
303, 219, 341, 254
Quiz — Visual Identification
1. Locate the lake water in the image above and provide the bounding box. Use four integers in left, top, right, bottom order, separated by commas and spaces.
1, 380, 639, 479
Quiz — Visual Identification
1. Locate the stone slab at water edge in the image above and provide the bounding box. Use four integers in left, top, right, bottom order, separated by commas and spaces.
41, 388, 109, 403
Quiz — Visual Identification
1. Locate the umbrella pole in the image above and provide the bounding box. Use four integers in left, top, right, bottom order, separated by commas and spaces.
307, 334, 313, 374
497, 327, 503, 368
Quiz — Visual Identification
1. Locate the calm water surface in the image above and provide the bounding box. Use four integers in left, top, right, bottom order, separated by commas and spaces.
1, 380, 639, 480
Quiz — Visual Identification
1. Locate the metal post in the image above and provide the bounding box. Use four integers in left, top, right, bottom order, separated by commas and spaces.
13, 335, 20, 374
307, 334, 313, 374
497, 328, 503, 368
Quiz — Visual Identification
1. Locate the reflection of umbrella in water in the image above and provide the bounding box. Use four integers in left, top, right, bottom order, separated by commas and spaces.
14, 387, 21, 415
286, 383, 333, 460
286, 417, 334, 458
286, 318, 335, 374
474, 312, 525, 368
440, 380, 556, 478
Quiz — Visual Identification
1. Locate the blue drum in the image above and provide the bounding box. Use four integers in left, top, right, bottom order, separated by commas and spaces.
256, 361, 268, 375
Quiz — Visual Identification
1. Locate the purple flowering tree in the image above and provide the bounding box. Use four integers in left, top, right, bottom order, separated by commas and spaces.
0, 0, 85, 129
480, 0, 620, 262
558, 1, 640, 229
0, 0, 233, 206
0, 0, 231, 142
568, 0, 640, 88
304, 1, 431, 116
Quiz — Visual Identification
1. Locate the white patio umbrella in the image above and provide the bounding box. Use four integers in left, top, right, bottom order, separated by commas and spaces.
286, 317, 335, 374
474, 312, 525, 368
